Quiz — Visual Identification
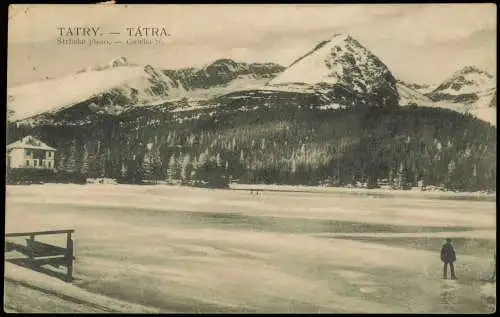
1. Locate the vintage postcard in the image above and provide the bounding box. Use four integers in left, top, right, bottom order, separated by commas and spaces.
4, 3, 496, 313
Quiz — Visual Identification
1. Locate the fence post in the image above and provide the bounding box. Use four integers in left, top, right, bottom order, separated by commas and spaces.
66, 232, 74, 282
28, 235, 35, 267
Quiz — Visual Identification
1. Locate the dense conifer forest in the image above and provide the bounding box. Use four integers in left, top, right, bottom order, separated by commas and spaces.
7, 104, 496, 191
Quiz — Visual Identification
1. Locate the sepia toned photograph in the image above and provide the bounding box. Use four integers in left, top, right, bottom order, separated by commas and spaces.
4, 3, 496, 313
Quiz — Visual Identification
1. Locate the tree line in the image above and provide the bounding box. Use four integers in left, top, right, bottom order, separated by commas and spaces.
7, 105, 496, 191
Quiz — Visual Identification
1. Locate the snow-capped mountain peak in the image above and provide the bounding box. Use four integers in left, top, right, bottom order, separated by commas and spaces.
425, 65, 496, 125
431, 66, 495, 96
267, 33, 399, 108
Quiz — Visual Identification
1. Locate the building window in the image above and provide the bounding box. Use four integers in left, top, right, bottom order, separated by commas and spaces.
25, 149, 31, 156
47, 161, 52, 168
26, 160, 30, 167
34, 159, 38, 167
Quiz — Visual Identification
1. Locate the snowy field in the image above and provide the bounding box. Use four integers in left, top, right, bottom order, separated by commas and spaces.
4, 184, 497, 313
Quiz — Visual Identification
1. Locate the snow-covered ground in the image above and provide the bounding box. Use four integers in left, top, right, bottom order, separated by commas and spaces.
5, 184, 496, 313
4, 262, 160, 313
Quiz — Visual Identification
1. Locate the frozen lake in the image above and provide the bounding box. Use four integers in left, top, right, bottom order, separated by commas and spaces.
5, 184, 496, 313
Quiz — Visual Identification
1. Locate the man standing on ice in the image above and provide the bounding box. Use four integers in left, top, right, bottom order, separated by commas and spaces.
441, 238, 457, 280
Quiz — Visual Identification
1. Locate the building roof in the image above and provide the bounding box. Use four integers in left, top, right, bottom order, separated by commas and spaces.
7, 135, 57, 151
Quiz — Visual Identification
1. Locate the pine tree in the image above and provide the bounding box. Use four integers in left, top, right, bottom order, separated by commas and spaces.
142, 152, 153, 183
388, 168, 394, 187
121, 161, 128, 178
396, 161, 407, 189
145, 141, 162, 184
231, 137, 237, 151
216, 152, 222, 168
80, 143, 89, 175
190, 154, 199, 180
66, 139, 80, 173
166, 132, 172, 146
101, 148, 109, 178
192, 150, 210, 183
446, 159, 456, 188
180, 153, 191, 183
56, 151, 66, 172
167, 153, 177, 183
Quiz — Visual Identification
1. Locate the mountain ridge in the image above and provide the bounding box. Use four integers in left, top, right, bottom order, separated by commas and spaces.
6, 34, 496, 127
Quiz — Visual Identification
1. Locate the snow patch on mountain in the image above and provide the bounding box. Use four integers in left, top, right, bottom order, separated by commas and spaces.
261, 82, 317, 93
170, 103, 219, 113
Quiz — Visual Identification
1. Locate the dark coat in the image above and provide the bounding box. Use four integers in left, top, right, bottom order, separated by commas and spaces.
441, 243, 456, 263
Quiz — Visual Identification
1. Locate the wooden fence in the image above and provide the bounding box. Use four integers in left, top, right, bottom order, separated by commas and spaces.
5, 229, 75, 282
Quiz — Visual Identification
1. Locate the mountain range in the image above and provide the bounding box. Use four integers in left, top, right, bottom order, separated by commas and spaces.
7, 34, 496, 126
6, 34, 497, 191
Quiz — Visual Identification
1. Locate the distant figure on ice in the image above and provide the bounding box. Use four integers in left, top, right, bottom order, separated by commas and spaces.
441, 238, 457, 280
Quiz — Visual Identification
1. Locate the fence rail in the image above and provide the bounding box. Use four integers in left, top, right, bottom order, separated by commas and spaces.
5, 229, 75, 282
6, 229, 75, 237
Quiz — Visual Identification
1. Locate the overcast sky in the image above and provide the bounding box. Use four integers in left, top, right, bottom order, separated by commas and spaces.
7, 3, 497, 87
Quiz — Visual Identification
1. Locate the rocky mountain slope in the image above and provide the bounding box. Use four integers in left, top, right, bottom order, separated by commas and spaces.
399, 81, 436, 94
8, 43, 495, 126
427, 66, 495, 101
163, 59, 285, 99
425, 66, 496, 125
266, 34, 399, 109
396, 80, 434, 107
7, 57, 285, 124
7, 57, 187, 122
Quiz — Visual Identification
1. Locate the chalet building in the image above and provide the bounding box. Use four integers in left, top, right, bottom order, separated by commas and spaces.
6, 136, 57, 170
